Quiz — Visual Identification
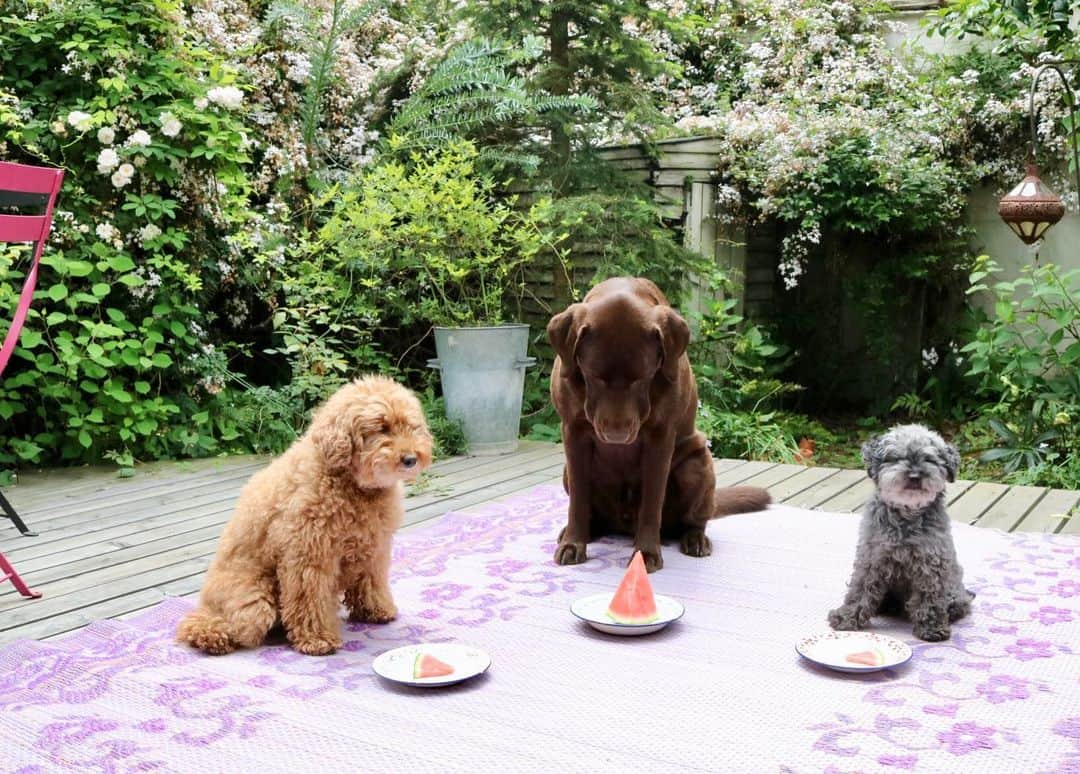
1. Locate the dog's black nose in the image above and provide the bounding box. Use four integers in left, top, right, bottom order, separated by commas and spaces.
907, 471, 923, 480
401, 455, 418, 469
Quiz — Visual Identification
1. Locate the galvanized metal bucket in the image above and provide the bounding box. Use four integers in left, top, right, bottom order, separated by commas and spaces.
427, 324, 536, 456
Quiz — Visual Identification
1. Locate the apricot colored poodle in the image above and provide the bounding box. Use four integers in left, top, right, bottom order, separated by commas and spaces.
177, 375, 433, 656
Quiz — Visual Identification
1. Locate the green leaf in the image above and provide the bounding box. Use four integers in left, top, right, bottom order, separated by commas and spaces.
150, 352, 173, 368
78, 429, 92, 448
19, 330, 42, 348
47, 284, 68, 301
107, 254, 136, 272
1063, 341, 1080, 364
66, 260, 95, 277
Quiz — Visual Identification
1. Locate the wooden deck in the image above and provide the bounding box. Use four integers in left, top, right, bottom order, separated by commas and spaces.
1, 442, 1077, 645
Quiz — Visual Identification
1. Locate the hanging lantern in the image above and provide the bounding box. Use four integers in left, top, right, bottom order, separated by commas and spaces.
997, 164, 1066, 245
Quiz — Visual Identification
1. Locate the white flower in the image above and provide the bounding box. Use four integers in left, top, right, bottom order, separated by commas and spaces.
50, 120, 67, 136
96, 148, 119, 173
97, 127, 115, 145
159, 112, 182, 138
206, 86, 244, 110
194, 97, 209, 110
95, 223, 116, 241
127, 129, 152, 147
138, 224, 162, 243
921, 348, 940, 368
66, 110, 92, 131
111, 163, 135, 189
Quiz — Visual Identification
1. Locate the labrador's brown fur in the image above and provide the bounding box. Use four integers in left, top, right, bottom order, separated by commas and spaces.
548, 277, 770, 572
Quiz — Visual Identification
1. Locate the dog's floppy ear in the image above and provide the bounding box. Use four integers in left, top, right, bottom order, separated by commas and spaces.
547, 303, 588, 378
310, 409, 356, 474
861, 436, 884, 481
942, 442, 960, 483
652, 306, 690, 382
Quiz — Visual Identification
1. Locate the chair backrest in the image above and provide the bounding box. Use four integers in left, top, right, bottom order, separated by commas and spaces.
0, 160, 65, 376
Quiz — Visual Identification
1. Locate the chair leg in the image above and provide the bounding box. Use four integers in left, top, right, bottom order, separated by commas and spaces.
0, 551, 41, 599
0, 489, 37, 537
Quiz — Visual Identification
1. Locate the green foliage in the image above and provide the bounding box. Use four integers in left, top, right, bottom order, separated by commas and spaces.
527, 191, 710, 305
0, 0, 262, 468
387, 37, 595, 176
890, 392, 933, 420
963, 257, 1080, 482
318, 140, 542, 329
1005, 452, 1080, 491
466, 0, 687, 162
418, 389, 467, 458
266, 0, 383, 168
980, 414, 1060, 473
930, 0, 1080, 57
690, 292, 802, 462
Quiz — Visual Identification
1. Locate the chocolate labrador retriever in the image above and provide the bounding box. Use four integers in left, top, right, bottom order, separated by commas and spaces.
548, 277, 771, 572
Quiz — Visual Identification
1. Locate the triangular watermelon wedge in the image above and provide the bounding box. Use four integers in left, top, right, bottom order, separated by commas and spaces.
845, 648, 884, 667
607, 551, 659, 624
413, 652, 455, 679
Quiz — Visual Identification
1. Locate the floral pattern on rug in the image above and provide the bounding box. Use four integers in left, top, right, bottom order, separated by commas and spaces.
1, 486, 1077, 773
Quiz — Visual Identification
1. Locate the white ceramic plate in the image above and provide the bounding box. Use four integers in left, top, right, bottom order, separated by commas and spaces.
795, 631, 912, 673
372, 643, 491, 687
570, 592, 684, 636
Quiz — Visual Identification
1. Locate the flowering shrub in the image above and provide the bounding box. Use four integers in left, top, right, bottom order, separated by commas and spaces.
0, 0, 474, 468
0, 0, 259, 468
652, 1, 1015, 281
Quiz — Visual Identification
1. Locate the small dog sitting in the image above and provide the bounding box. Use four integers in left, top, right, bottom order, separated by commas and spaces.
177, 376, 432, 656
828, 424, 974, 642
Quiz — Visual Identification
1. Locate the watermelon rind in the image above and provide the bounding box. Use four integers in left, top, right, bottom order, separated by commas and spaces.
606, 608, 660, 625
413, 652, 454, 679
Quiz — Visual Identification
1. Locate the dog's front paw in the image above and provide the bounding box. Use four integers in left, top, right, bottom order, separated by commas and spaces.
828, 606, 864, 631
349, 599, 398, 625
554, 540, 587, 565
913, 620, 951, 642
679, 528, 712, 557
291, 634, 342, 656
633, 545, 663, 573
947, 597, 972, 623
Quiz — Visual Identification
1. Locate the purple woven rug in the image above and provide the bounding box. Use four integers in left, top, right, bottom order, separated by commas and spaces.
1, 485, 1078, 773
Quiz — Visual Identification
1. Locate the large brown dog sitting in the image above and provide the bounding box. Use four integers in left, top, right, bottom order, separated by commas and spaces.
548, 277, 771, 572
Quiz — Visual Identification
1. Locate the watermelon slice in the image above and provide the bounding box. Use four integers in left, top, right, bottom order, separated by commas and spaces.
413, 653, 455, 679
606, 551, 659, 624
845, 648, 884, 667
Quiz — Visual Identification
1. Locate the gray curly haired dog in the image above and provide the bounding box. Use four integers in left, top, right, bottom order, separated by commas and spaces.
828, 424, 975, 642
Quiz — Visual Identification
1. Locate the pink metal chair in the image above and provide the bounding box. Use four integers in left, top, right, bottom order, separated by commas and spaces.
0, 160, 64, 598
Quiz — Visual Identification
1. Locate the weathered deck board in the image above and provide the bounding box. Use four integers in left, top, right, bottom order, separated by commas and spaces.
1, 441, 1077, 644
969, 485, 1048, 532
1014, 489, 1080, 533
948, 482, 1011, 525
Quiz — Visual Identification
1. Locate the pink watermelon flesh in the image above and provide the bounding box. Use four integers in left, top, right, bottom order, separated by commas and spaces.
607, 551, 659, 624
845, 649, 883, 667
413, 653, 455, 679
